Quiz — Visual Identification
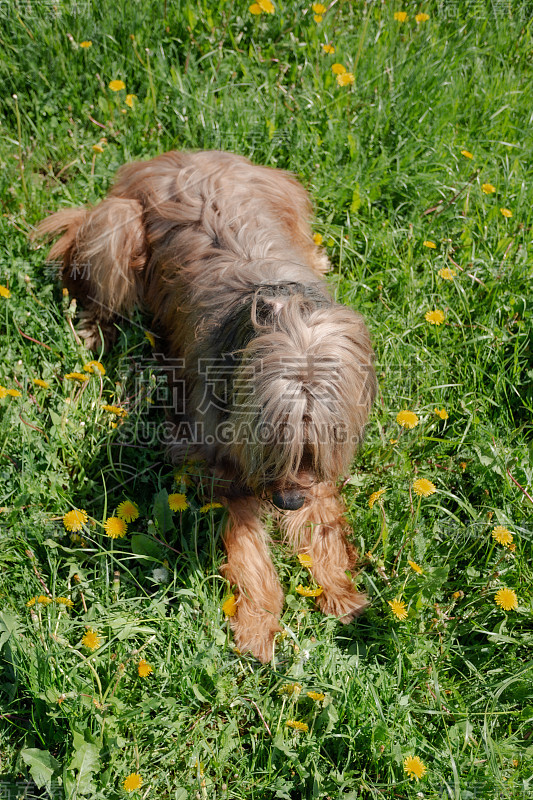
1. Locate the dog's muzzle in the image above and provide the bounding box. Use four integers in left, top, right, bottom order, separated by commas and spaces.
271, 489, 306, 511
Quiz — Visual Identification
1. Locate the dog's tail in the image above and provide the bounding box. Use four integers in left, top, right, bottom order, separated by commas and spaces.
34, 198, 147, 350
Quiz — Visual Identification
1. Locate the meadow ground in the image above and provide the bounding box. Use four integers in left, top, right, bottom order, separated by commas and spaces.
0, 1, 532, 798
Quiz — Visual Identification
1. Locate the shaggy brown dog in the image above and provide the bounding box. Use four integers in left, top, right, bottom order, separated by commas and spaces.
36, 150, 376, 663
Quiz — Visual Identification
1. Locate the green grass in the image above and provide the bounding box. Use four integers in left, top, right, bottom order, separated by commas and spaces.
1, 1, 532, 797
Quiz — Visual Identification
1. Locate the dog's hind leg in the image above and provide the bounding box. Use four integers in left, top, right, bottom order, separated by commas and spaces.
220, 498, 283, 663
282, 483, 368, 622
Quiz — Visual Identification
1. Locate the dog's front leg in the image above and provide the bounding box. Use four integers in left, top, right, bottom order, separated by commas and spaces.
220, 498, 283, 663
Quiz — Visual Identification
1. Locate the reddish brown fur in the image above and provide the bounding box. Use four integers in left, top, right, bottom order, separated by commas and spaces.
35, 150, 376, 662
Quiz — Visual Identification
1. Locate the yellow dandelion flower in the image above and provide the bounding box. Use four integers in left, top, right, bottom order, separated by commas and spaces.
337, 72, 355, 86
312, 3, 326, 12
117, 500, 139, 523
394, 11, 408, 22
0, 285, 11, 298
80, 40, 92, 48
314, 14, 323, 22
123, 773, 143, 792
298, 553, 313, 568
0, 387, 7, 399
508, 542, 516, 552
138, 659, 153, 677
109, 79, 126, 91
144, 330, 155, 346
168, 493, 188, 512
307, 691, 325, 701
460, 461, 467, 470
296, 584, 323, 597
434, 408, 448, 420
92, 144, 104, 153
404, 755, 427, 781
286, 719, 309, 732
83, 360, 105, 375
313, 232, 323, 245
33, 378, 50, 388
65, 372, 89, 383
396, 410, 419, 429
26, 597, 36, 607
415, 12, 429, 23
482, 183, 496, 194
331, 63, 346, 75
461, 149, 473, 159
492, 526, 513, 547
125, 94, 137, 108
55, 597, 74, 607
104, 516, 128, 539
280, 683, 302, 696
37, 595, 53, 605
6, 389, 21, 397
322, 43, 335, 54
368, 488, 387, 509
199, 502, 223, 512
438, 267, 456, 280
102, 404, 128, 417
388, 598, 408, 620
408, 560, 423, 574
82, 629, 101, 650
257, 0, 275, 10
413, 478, 437, 497
500, 207, 513, 218
423, 240, 436, 248
63, 508, 88, 532
222, 594, 237, 617
425, 309, 445, 325
452, 590, 463, 600
495, 588, 518, 610
249, 3, 263, 12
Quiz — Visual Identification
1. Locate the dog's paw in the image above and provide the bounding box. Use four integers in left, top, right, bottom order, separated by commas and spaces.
77, 312, 116, 352
231, 609, 281, 663
318, 587, 368, 623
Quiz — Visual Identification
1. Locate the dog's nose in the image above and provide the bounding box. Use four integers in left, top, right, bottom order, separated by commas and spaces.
272, 489, 306, 511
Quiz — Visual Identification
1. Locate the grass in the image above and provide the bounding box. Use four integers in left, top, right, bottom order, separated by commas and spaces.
0, 0, 532, 797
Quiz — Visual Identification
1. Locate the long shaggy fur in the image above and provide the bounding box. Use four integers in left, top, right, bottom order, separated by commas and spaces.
36, 150, 376, 662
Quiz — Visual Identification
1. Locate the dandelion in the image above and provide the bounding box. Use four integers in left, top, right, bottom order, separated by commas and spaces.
312, 3, 326, 11
438, 267, 456, 280
331, 63, 346, 75
63, 508, 88, 532
394, 11, 408, 22
500, 208, 513, 218
222, 594, 237, 617
33, 378, 50, 388
415, 12, 429, 23
313, 232, 323, 245
452, 590, 464, 600
26, 597, 36, 607
307, 691, 325, 701
109, 79, 126, 91
102, 404, 128, 417
482, 183, 496, 194
83, 360, 105, 375
138, 659, 153, 677
92, 144, 104, 153
413, 478, 437, 497
396, 410, 419, 429
82, 629, 101, 650
322, 43, 335, 54
492, 525, 513, 547
434, 408, 448, 420
56, 597, 74, 608
104, 516, 128, 539
65, 372, 89, 383
460, 461, 467, 470
423, 240, 436, 249
388, 598, 408, 620
403, 755, 427, 781
199, 502, 223, 512
337, 72, 355, 86
0, 285, 10, 298
168, 493, 188, 512
425, 309, 445, 325
314, 14, 323, 22
117, 500, 139, 523
144, 330, 155, 346
80, 40, 92, 48
250, 0, 274, 12
280, 683, 302, 696
298, 553, 313, 568
461, 149, 473, 159
0, 387, 7, 399
6, 389, 21, 397
37, 595, 53, 605
123, 773, 143, 792
408, 560, 423, 574
249, 3, 263, 12
368, 488, 387, 509
296, 584, 323, 597
495, 588, 518, 611
125, 94, 137, 108
286, 720, 309, 732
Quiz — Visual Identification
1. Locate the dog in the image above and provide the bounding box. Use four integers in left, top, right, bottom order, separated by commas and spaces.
36, 150, 376, 662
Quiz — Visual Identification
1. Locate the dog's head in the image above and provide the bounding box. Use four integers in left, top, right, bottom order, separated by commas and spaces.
224, 285, 376, 509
